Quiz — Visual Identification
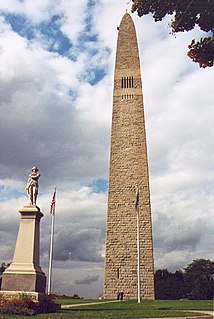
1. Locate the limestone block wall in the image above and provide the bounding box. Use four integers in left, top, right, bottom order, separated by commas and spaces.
104, 13, 155, 300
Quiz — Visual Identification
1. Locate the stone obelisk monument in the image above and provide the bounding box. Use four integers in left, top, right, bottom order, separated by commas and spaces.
1, 167, 46, 297
104, 13, 155, 300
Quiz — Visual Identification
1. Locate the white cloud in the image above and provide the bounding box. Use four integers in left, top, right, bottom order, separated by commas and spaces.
57, 0, 88, 45
0, 0, 58, 24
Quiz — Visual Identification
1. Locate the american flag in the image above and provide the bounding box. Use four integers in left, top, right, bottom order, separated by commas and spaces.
135, 187, 139, 213
50, 188, 56, 214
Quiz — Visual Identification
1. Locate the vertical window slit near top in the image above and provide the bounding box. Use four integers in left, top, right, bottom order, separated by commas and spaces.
121, 76, 134, 89
117, 268, 120, 279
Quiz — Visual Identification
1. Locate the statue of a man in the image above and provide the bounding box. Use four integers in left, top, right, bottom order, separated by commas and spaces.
25, 166, 40, 205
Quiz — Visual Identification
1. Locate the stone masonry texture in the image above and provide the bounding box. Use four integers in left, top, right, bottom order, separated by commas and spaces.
104, 13, 155, 300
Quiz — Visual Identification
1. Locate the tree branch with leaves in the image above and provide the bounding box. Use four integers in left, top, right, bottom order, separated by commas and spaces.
132, 0, 214, 68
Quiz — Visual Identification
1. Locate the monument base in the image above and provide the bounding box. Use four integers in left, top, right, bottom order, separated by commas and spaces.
1, 205, 46, 294
1, 272, 46, 293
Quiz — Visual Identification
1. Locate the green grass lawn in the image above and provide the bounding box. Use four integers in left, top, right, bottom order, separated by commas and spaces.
0, 299, 213, 319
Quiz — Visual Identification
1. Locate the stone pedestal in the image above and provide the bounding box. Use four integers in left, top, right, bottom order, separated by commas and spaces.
1, 205, 46, 293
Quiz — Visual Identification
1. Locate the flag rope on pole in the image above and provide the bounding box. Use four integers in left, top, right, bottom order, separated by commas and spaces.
135, 186, 141, 303
47, 187, 56, 295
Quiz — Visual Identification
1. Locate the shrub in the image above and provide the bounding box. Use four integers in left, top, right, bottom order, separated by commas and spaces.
0, 293, 59, 316
0, 294, 36, 316
35, 294, 60, 313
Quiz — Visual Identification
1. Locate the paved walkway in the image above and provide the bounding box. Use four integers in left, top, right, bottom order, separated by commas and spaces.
185, 310, 213, 317
62, 300, 120, 308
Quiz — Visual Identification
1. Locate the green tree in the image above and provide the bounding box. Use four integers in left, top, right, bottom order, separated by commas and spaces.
0, 262, 10, 275
132, 0, 214, 68
155, 269, 186, 299
0, 262, 10, 288
184, 259, 214, 299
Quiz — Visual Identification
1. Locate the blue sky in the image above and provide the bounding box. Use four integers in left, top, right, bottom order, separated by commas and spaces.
5, 13, 73, 56
0, 0, 213, 298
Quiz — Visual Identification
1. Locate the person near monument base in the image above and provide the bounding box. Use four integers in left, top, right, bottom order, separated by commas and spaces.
25, 166, 40, 205
117, 291, 124, 300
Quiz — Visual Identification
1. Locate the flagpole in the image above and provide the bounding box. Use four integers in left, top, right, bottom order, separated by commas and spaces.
135, 187, 141, 303
47, 187, 56, 295
136, 204, 141, 303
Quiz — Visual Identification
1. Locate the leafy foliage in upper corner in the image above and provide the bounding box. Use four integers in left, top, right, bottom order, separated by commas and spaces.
188, 36, 214, 68
132, 0, 214, 68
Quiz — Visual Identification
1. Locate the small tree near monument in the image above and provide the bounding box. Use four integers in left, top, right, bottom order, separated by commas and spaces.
0, 263, 10, 289
184, 259, 214, 299
155, 269, 186, 299
155, 259, 214, 299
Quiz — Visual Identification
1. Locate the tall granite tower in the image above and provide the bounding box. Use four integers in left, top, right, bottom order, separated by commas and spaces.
104, 13, 155, 300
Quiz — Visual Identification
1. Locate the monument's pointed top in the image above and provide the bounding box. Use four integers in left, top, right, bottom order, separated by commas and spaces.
115, 10, 140, 71
119, 12, 134, 29
122, 11, 132, 19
